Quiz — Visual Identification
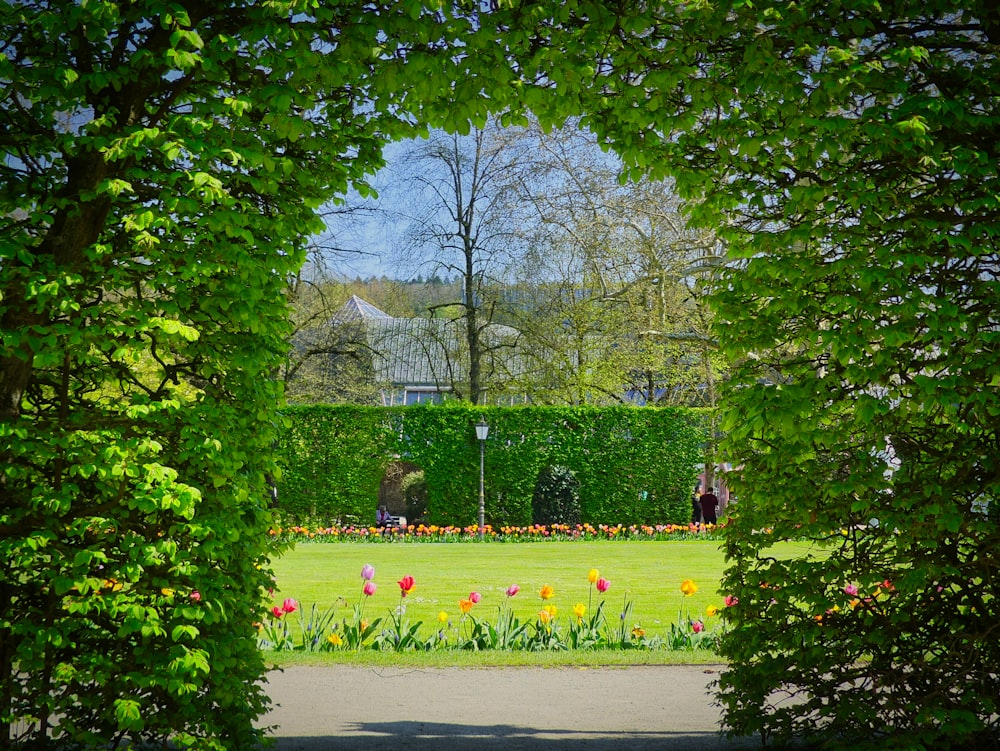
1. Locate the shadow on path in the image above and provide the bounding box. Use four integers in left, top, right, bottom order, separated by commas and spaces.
272, 721, 740, 750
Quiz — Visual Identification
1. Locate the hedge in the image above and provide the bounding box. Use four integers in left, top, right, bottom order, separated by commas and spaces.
275, 404, 707, 527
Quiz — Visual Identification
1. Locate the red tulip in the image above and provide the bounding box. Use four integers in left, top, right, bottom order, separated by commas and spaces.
363, 581, 377, 597
398, 575, 415, 596
596, 577, 610, 593
282, 597, 298, 614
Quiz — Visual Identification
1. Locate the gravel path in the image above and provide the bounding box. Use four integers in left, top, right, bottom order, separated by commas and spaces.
262, 664, 760, 750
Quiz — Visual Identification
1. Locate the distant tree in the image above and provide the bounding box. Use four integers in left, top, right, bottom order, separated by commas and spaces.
495, 123, 726, 409
385, 124, 532, 404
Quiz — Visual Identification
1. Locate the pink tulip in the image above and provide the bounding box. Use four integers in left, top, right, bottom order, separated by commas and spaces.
691, 620, 704, 633
282, 598, 298, 614
596, 577, 610, 593
505, 584, 520, 598
272, 606, 284, 618
363, 581, 377, 597
361, 564, 376, 581
469, 591, 482, 604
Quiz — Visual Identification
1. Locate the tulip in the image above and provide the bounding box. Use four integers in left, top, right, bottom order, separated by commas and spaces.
505, 584, 520, 598
271, 606, 284, 618
691, 620, 704, 633
680, 579, 698, 596
361, 564, 376, 581
398, 575, 415, 596
438, 611, 449, 623
724, 594, 739, 607
363, 581, 377, 597
327, 633, 343, 646
539, 584, 555, 600
469, 591, 482, 604
573, 603, 586, 620
459, 598, 474, 615
596, 577, 610, 593
631, 625, 645, 639
706, 605, 720, 617
282, 598, 298, 614
588, 568, 600, 584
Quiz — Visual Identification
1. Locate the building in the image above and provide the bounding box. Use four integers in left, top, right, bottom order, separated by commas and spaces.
319, 295, 524, 406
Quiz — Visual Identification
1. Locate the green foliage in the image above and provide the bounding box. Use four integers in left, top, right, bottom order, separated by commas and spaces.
532, 465, 582, 527
504, 1, 1000, 748
0, 2, 541, 748
275, 404, 707, 527
8, 0, 994, 748
400, 470, 429, 524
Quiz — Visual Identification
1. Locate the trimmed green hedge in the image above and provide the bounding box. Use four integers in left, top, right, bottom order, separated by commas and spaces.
275, 405, 707, 527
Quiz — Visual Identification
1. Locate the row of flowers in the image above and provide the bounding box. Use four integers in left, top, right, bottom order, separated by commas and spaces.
267, 521, 724, 544
258, 565, 732, 653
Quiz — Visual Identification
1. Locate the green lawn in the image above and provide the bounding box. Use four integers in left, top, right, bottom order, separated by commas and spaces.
265, 538, 823, 666
269, 540, 729, 641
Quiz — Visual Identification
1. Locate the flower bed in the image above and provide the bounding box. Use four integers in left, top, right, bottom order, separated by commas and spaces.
259, 565, 733, 653
268, 521, 724, 544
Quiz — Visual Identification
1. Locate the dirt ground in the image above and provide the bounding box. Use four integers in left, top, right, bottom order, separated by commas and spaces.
261, 664, 761, 750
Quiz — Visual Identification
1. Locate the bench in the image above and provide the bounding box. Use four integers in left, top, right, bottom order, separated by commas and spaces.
378, 515, 407, 530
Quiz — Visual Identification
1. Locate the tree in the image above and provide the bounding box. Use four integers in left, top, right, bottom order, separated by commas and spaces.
7, 1, 996, 749
383, 124, 533, 404
496, 123, 725, 408
513, 2, 999, 747
0, 3, 529, 748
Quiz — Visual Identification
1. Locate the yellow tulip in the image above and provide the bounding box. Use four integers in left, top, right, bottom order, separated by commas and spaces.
588, 568, 599, 583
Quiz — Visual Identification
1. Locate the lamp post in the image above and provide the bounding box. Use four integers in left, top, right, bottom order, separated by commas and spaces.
475, 417, 489, 540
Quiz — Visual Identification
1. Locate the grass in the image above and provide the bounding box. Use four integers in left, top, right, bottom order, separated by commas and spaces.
267, 539, 734, 646
264, 539, 823, 666
266, 646, 723, 668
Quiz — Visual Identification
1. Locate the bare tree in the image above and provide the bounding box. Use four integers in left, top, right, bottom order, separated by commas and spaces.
383, 124, 531, 404
497, 121, 727, 407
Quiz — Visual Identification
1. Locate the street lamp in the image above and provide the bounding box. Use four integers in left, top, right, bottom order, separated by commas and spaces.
475, 418, 489, 539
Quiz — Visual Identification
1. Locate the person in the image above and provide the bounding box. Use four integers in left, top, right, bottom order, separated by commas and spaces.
376, 505, 393, 528
699, 487, 720, 525
691, 485, 702, 524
